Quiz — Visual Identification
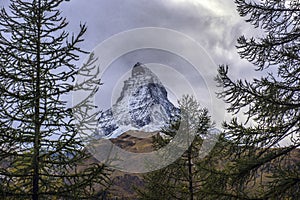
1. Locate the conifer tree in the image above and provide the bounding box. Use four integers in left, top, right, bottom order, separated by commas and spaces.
204, 0, 300, 199
137, 96, 214, 200
0, 0, 109, 199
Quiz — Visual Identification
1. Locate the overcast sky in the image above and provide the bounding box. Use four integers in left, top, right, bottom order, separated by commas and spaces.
0, 0, 263, 127
60, 0, 262, 125
58, 0, 257, 72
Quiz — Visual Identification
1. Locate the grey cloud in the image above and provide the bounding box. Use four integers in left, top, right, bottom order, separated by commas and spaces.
0, 0, 260, 125
72, 0, 254, 124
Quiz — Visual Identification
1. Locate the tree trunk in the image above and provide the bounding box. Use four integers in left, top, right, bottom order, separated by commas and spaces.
188, 146, 193, 200
32, 0, 42, 199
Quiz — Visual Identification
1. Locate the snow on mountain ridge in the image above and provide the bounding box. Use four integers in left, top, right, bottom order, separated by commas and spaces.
96, 62, 180, 139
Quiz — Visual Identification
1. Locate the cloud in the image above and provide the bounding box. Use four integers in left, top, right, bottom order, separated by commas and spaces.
169, 0, 237, 16
59, 0, 259, 126
59, 0, 256, 70
0, 0, 260, 126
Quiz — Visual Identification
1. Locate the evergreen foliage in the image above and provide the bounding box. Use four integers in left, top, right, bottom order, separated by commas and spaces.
202, 0, 300, 199
137, 95, 214, 200
0, 0, 110, 199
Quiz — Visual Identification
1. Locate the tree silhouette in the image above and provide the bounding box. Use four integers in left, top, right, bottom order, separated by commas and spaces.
205, 0, 300, 199
0, 0, 109, 199
137, 95, 215, 200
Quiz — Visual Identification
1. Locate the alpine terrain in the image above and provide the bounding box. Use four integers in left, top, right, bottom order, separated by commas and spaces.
96, 62, 180, 138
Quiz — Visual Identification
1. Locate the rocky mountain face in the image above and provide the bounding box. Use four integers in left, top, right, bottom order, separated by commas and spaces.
96, 62, 180, 138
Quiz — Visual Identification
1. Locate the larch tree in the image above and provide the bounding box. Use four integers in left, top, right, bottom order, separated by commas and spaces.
137, 95, 215, 200
0, 0, 109, 199
203, 0, 300, 199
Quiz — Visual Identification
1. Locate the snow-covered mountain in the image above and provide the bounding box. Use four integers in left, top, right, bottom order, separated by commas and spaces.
96, 62, 180, 138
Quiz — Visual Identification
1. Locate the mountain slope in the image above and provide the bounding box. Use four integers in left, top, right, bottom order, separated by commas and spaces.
96, 62, 179, 138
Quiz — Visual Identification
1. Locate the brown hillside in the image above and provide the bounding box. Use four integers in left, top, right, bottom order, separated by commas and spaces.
87, 132, 300, 199
91, 131, 158, 199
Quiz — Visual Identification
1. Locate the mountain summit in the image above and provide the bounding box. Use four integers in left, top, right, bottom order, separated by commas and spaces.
96, 62, 180, 138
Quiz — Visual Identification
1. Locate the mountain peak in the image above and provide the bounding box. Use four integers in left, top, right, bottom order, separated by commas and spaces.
133, 62, 143, 67
96, 63, 179, 138
132, 62, 147, 76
